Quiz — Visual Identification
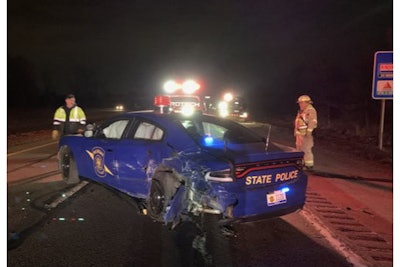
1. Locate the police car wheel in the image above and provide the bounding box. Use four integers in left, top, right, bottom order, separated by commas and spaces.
59, 146, 80, 184
147, 180, 166, 221
147, 173, 178, 222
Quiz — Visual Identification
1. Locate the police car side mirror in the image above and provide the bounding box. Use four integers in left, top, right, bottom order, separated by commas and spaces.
84, 123, 95, 138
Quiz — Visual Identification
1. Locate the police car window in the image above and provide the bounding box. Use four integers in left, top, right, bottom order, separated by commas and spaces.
102, 120, 129, 139
180, 120, 201, 139
134, 121, 163, 140
153, 127, 163, 140
202, 122, 226, 140
201, 118, 262, 144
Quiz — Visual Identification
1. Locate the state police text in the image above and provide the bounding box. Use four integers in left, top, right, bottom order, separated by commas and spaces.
245, 170, 299, 185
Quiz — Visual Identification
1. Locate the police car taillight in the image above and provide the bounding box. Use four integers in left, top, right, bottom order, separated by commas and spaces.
205, 169, 233, 182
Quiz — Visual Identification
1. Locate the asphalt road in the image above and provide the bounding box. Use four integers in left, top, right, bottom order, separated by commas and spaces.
7, 173, 351, 266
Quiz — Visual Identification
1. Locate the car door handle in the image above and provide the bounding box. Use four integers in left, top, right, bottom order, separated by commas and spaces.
106, 149, 113, 152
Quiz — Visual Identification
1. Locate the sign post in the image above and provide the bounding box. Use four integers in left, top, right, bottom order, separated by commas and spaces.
372, 51, 393, 150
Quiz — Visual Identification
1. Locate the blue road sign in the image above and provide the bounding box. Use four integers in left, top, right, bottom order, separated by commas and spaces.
372, 51, 393, 99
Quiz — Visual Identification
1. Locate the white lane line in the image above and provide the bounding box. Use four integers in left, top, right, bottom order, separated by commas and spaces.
300, 208, 368, 267
45, 181, 89, 209
7, 141, 58, 157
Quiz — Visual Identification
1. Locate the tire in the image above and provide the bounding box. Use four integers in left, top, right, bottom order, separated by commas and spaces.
59, 146, 80, 184
147, 172, 179, 222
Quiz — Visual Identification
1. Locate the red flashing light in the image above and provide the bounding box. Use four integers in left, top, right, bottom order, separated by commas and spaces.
163, 79, 201, 95
154, 95, 171, 107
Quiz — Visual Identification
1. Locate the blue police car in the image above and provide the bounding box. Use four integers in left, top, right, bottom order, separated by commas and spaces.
58, 109, 307, 226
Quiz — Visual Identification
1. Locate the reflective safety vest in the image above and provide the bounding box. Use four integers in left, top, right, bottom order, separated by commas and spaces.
53, 105, 86, 135
294, 104, 317, 136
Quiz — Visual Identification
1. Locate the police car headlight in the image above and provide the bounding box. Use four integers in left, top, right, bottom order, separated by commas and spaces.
205, 169, 233, 182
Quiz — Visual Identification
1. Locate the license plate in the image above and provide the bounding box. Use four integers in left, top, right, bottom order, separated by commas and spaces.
267, 190, 287, 206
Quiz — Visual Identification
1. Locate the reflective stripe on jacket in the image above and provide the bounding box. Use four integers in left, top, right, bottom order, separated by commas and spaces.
53, 105, 86, 135
294, 104, 317, 136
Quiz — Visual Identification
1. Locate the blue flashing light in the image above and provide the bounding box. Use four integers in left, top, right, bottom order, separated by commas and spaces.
204, 136, 214, 146
281, 187, 290, 193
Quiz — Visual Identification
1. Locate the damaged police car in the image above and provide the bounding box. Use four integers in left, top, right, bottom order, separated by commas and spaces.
58, 109, 307, 226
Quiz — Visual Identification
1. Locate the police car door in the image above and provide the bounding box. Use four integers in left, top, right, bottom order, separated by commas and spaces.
84, 118, 131, 187
113, 119, 169, 199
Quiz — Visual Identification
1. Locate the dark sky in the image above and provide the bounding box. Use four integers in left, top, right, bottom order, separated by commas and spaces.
7, 0, 393, 117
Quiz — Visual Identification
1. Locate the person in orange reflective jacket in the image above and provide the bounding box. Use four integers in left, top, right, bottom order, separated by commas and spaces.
52, 94, 87, 140
294, 95, 318, 170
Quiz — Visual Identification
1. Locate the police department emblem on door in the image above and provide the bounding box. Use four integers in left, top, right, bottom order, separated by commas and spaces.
86, 147, 114, 177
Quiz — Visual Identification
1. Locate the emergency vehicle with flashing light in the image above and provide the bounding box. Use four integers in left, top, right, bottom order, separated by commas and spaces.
160, 79, 204, 115
57, 95, 307, 227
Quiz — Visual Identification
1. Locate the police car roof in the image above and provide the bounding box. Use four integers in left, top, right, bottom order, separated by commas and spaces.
124, 109, 215, 118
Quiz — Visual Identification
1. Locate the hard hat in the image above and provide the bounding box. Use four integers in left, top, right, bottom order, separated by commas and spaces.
297, 95, 313, 103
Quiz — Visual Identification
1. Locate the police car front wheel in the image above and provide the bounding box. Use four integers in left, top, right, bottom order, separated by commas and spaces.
59, 146, 80, 184
147, 173, 178, 222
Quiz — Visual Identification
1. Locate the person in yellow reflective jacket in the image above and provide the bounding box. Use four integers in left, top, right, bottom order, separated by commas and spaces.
294, 95, 318, 170
52, 94, 87, 140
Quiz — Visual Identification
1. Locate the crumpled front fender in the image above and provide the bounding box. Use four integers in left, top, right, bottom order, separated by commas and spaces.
164, 185, 186, 223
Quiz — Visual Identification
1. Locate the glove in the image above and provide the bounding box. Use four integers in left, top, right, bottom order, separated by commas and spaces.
52, 130, 59, 140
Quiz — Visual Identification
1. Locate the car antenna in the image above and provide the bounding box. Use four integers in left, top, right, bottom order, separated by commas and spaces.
265, 124, 272, 151
223, 131, 229, 152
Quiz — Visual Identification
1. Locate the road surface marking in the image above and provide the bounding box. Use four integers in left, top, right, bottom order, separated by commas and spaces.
45, 181, 89, 209
7, 141, 58, 157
